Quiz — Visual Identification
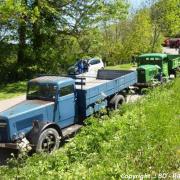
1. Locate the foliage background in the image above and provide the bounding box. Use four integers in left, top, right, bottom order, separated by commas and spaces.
0, 0, 179, 83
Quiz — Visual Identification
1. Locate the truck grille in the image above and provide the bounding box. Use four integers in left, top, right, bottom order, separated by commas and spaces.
0, 120, 8, 143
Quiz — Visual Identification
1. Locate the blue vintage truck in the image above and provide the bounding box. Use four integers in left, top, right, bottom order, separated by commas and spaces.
0, 70, 137, 152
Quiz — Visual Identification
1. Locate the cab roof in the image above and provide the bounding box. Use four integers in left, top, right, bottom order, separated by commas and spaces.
139, 53, 167, 59
29, 76, 74, 86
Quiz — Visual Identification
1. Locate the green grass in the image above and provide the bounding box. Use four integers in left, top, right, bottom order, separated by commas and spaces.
106, 63, 137, 70
0, 81, 27, 100
0, 78, 180, 179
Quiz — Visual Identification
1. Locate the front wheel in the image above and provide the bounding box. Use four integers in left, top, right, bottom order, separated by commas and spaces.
36, 128, 60, 153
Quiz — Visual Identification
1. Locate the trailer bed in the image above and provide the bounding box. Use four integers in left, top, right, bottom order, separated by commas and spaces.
75, 70, 137, 118
75, 79, 110, 89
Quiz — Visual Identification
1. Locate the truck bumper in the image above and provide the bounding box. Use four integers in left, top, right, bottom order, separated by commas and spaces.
0, 138, 33, 150
0, 143, 19, 149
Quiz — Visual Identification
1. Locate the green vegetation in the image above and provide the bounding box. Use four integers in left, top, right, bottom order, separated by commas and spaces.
106, 63, 136, 70
0, 81, 26, 100
1, 78, 179, 179
151, 0, 180, 36
1, 0, 179, 84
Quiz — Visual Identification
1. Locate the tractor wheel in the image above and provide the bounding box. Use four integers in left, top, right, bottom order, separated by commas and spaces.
109, 94, 125, 110
36, 128, 60, 153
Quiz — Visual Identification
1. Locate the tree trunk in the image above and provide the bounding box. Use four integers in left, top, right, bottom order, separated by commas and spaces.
33, 22, 42, 58
32, 0, 43, 64
17, 0, 28, 65
17, 22, 26, 65
115, 22, 118, 42
151, 25, 160, 52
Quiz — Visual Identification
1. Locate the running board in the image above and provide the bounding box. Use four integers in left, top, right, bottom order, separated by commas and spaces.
62, 124, 83, 138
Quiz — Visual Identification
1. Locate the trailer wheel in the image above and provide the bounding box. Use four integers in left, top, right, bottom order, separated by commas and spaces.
109, 95, 125, 110
36, 128, 60, 153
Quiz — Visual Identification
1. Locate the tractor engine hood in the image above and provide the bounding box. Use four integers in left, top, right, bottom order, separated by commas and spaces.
0, 100, 55, 142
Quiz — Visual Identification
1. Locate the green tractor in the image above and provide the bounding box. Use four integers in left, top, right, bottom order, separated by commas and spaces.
137, 53, 169, 77
137, 65, 161, 86
136, 53, 180, 86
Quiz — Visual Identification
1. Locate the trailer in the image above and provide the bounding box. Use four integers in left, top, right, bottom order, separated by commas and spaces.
0, 69, 137, 152
167, 55, 180, 76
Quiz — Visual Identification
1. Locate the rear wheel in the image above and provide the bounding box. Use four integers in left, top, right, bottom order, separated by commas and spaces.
109, 94, 125, 110
36, 128, 60, 153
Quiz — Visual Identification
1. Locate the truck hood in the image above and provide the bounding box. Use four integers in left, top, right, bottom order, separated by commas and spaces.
0, 100, 54, 119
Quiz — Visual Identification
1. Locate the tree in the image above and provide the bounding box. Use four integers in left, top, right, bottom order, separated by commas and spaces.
0, 0, 131, 82
151, 0, 180, 36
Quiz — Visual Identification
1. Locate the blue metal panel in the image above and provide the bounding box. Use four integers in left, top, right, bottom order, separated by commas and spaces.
8, 106, 53, 141
58, 93, 76, 128
86, 106, 94, 116
0, 100, 53, 118
94, 100, 107, 112
77, 71, 137, 118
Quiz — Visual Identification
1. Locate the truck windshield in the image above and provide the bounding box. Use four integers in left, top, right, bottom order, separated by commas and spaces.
27, 84, 57, 101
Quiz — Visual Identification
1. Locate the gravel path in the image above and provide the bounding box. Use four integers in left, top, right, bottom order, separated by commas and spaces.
0, 95, 26, 113
127, 94, 142, 103
163, 47, 179, 54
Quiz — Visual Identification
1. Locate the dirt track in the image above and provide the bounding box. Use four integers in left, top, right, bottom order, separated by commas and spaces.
163, 47, 179, 54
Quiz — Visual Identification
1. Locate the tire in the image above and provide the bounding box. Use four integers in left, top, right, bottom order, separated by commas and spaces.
109, 94, 125, 110
36, 128, 60, 153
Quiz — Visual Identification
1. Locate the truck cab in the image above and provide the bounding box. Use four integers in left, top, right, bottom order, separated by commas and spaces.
137, 53, 169, 77
0, 76, 77, 151
137, 65, 160, 84
27, 76, 77, 127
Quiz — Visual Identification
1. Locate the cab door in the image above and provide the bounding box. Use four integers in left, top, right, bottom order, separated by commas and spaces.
58, 84, 76, 128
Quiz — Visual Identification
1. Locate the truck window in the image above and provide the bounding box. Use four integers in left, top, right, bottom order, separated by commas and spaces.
150, 57, 155, 60
60, 85, 74, 96
27, 84, 56, 100
155, 58, 161, 60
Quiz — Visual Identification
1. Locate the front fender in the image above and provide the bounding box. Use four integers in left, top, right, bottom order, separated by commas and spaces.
27, 120, 63, 146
